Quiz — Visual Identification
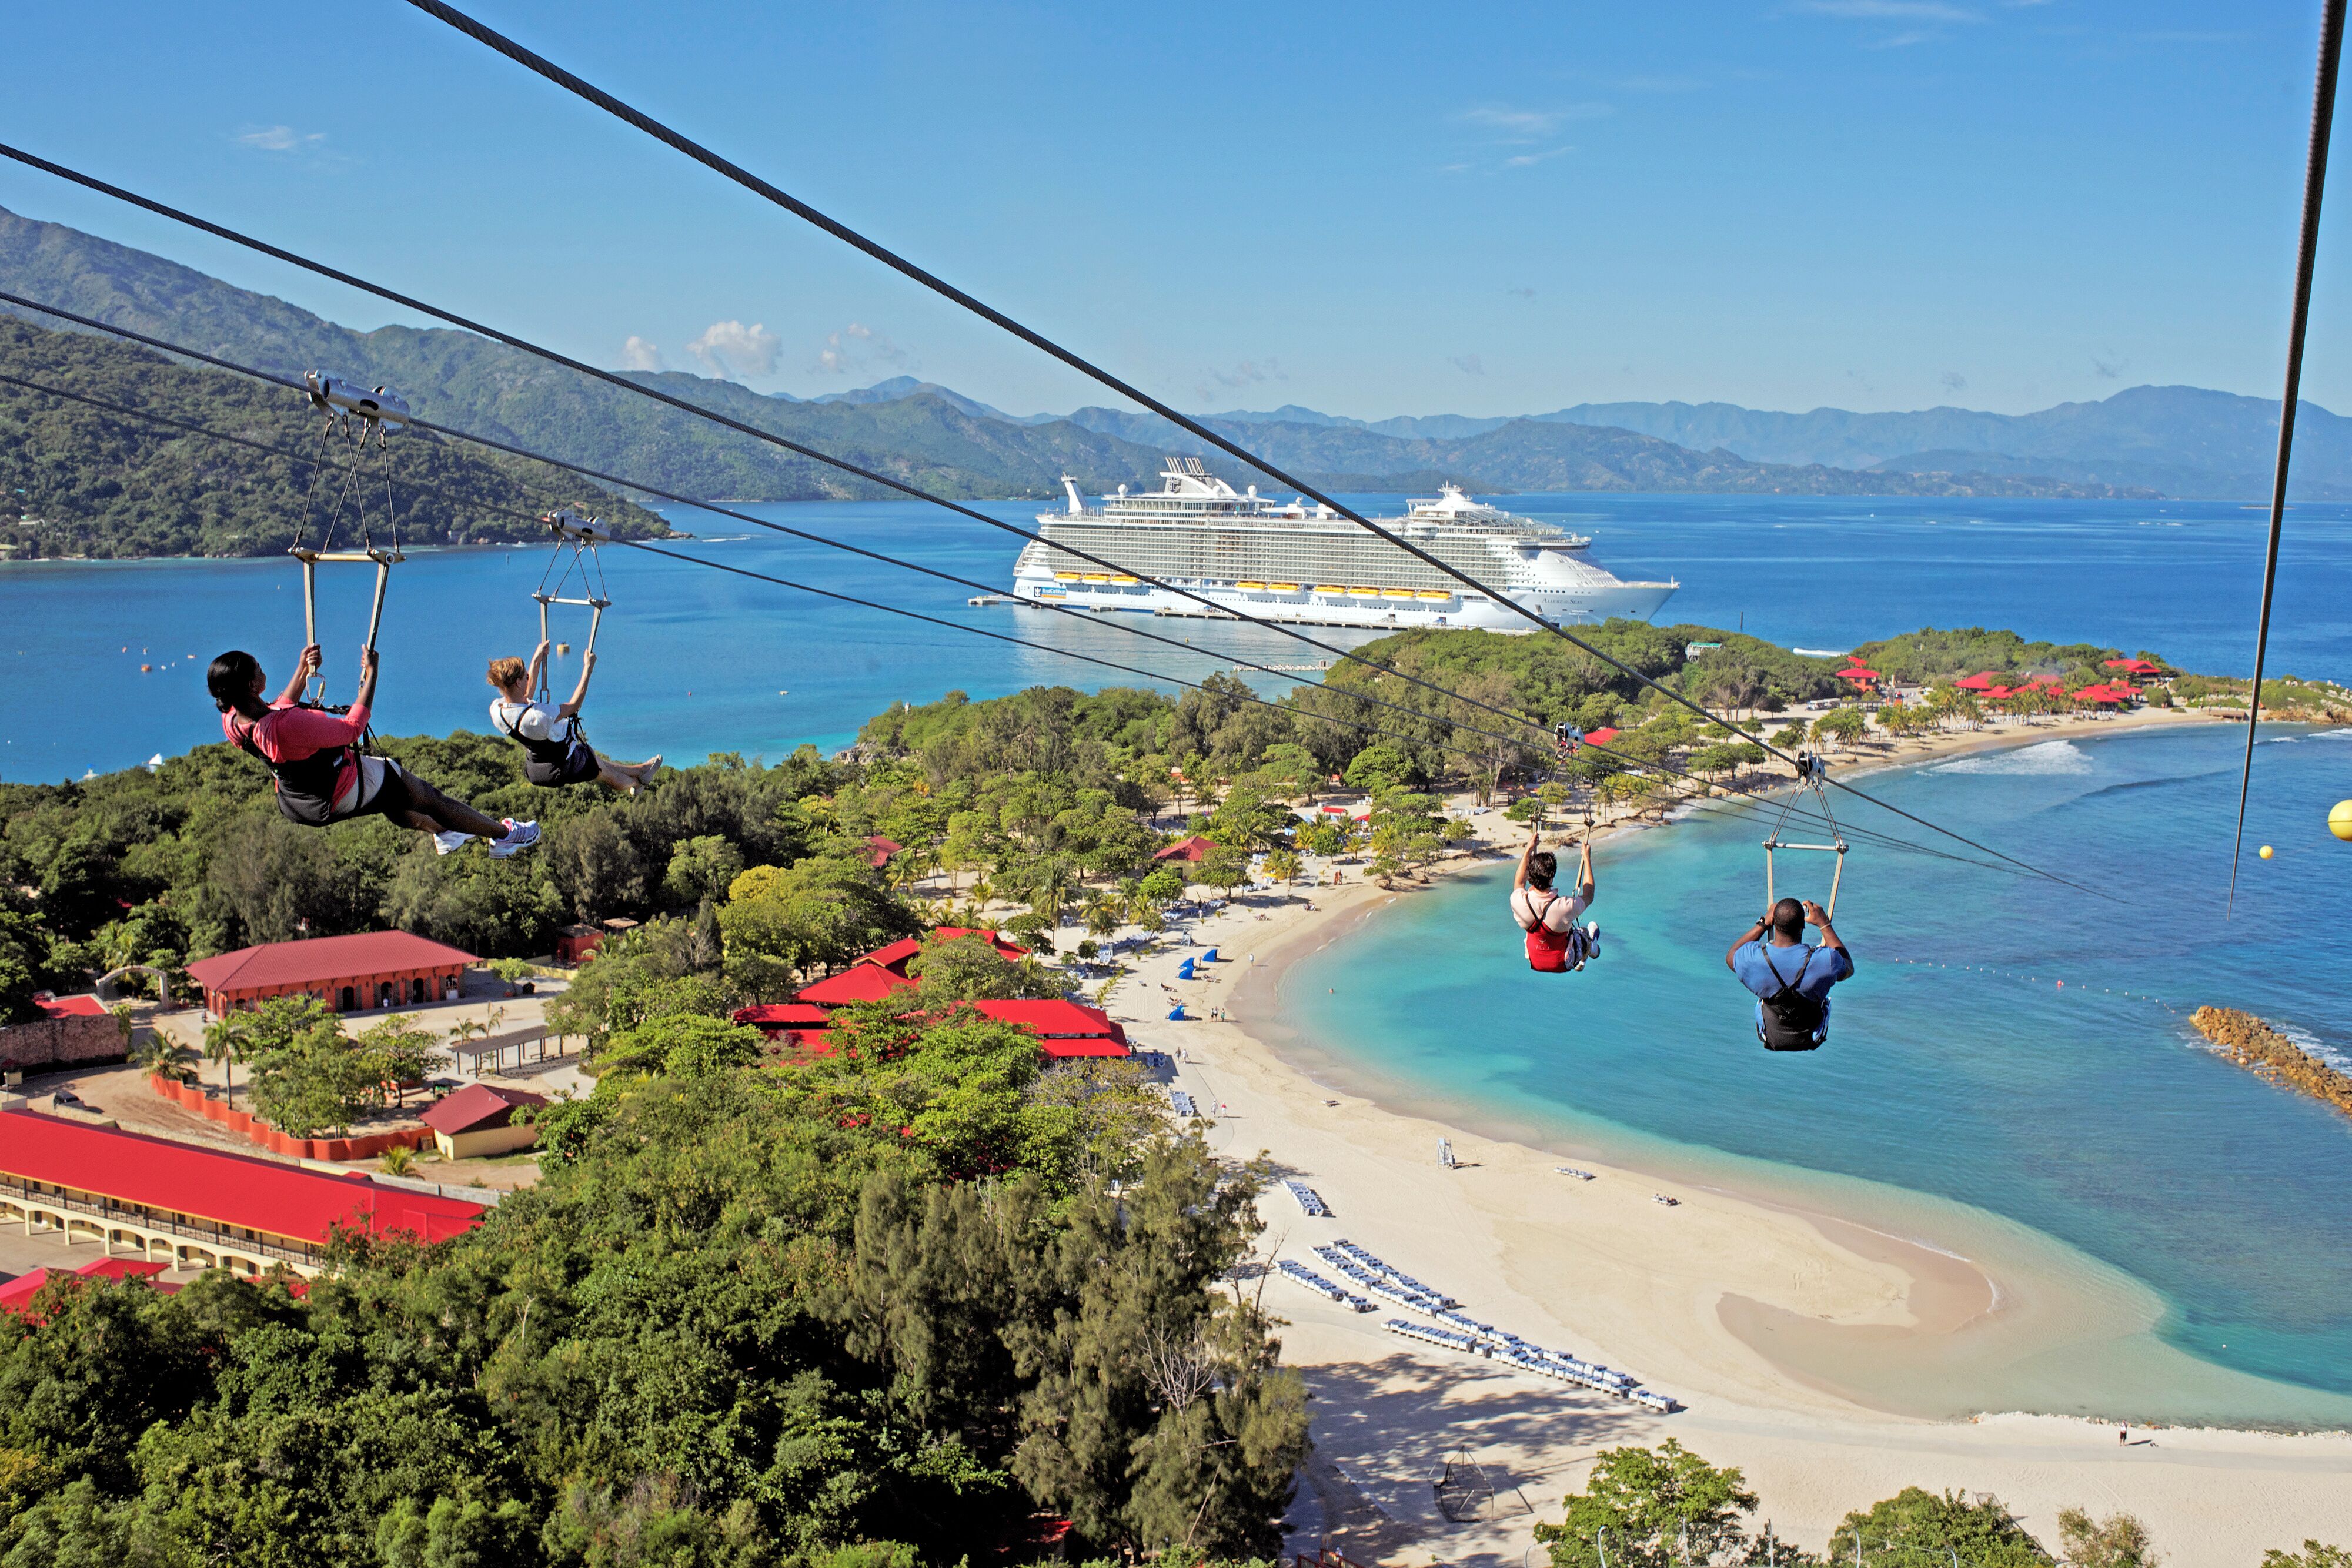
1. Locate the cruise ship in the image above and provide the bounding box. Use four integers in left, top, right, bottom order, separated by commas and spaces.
1010, 459, 1676, 631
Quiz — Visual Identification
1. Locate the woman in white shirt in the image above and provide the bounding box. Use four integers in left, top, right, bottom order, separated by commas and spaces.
486, 643, 660, 793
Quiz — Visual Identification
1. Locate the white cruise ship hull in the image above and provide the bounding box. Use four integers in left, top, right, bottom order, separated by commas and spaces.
1008, 573, 1675, 630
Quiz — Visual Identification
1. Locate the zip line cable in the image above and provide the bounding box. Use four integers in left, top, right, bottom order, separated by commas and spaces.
385, 5, 2102, 896
2229, 0, 2347, 917
0, 347, 2009, 876
0, 146, 2076, 897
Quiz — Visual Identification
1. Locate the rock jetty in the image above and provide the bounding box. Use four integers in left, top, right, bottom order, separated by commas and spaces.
2191, 1007, 2352, 1120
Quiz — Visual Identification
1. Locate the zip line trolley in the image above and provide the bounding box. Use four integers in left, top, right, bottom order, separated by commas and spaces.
291, 372, 410, 701
1763, 751, 1848, 918
533, 510, 612, 698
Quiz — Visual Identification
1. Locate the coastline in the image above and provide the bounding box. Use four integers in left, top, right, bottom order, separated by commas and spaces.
1093, 705, 2352, 1560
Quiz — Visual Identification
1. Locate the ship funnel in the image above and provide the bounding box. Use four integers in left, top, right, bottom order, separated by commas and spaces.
1060, 474, 1084, 514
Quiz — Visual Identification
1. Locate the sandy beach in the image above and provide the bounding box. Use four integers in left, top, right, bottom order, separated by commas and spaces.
1095, 706, 2352, 1563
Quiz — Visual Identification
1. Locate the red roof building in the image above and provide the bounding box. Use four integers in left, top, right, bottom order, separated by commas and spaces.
1954, 671, 2002, 692
1583, 727, 1621, 749
419, 1082, 548, 1160
0, 1256, 179, 1319
864, 835, 904, 870
1153, 835, 1216, 863
971, 999, 1131, 1058
185, 931, 477, 1018
2104, 657, 2164, 677
796, 963, 918, 1007
860, 929, 1028, 976
0, 1110, 487, 1278
31, 994, 107, 1021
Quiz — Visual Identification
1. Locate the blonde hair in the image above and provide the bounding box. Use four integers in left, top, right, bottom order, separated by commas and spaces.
486, 656, 530, 692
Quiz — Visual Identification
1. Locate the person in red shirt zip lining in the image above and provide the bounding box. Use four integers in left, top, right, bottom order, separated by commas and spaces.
208, 641, 538, 857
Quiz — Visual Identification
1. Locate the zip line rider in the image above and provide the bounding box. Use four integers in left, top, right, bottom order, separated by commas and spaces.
208, 643, 540, 857
1512, 825, 1601, 973
1728, 897, 1853, 1051
487, 642, 659, 793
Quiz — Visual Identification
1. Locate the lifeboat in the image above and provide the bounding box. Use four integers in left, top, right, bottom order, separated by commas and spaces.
1054, 571, 1081, 581
1348, 586, 1381, 597
1268, 581, 1301, 591
1110, 575, 1139, 584
1314, 584, 1347, 594
1081, 573, 1111, 583
1416, 589, 1452, 601
1381, 587, 1417, 600
1235, 580, 1267, 591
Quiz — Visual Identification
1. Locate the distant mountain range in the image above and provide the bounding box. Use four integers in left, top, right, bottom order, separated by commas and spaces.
1, 202, 2332, 510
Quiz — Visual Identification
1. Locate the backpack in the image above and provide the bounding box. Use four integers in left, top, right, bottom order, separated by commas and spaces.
1755, 944, 1828, 1051
1522, 890, 1580, 974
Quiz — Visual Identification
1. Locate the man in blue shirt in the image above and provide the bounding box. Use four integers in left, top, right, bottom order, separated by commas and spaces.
1727, 897, 1854, 1051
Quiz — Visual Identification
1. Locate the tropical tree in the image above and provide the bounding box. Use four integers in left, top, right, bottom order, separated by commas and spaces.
352, 1013, 443, 1109
1261, 848, 1302, 900
129, 1028, 200, 1084
2057, 1507, 2159, 1568
1826, 1486, 2052, 1566
2264, 1543, 2352, 1567
1533, 1440, 1762, 1568
1081, 892, 1122, 941
1811, 707, 1868, 752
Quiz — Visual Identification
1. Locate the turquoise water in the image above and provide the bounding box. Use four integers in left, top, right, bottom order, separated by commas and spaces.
1277, 723, 2352, 1419
4, 492, 2350, 783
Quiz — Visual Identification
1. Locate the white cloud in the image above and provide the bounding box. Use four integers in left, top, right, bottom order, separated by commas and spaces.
1504, 146, 1575, 169
621, 336, 664, 372
1462, 103, 1614, 141
236, 125, 325, 152
812, 322, 914, 377
1194, 359, 1288, 402
689, 320, 783, 379
1452, 353, 1486, 376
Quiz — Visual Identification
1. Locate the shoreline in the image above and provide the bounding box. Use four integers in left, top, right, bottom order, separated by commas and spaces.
1094, 706, 2352, 1559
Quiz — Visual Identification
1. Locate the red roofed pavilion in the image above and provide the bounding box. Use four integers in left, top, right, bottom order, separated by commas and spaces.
860, 929, 1027, 977
1153, 835, 1216, 863
971, 999, 1131, 1058
864, 834, 904, 870
186, 931, 476, 1017
0, 1256, 178, 1320
1953, 671, 2001, 692
0, 1110, 487, 1278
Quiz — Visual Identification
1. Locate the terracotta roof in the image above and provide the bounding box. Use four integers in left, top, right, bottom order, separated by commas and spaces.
1153, 835, 1216, 862
0, 1111, 487, 1245
971, 998, 1129, 1048
185, 931, 478, 994
733, 1003, 835, 1028
418, 1082, 547, 1136
796, 962, 917, 1007
860, 928, 1029, 975
0, 1257, 177, 1318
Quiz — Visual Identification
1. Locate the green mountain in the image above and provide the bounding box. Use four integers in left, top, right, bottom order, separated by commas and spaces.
0, 316, 664, 559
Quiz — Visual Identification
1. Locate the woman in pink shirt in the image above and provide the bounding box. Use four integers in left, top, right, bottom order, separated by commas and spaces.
208, 643, 539, 857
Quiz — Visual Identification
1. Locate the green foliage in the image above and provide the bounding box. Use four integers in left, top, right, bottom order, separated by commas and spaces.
598, 1012, 766, 1085
719, 855, 917, 1002
904, 932, 1061, 1002
1826, 1486, 2052, 1566
2055, 1507, 2159, 1568
1850, 627, 2132, 686
2264, 1543, 2352, 1567
245, 999, 369, 1138
1533, 1439, 1760, 1568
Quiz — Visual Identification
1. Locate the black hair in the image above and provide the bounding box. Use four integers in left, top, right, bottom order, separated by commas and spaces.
1769, 897, 1805, 939
207, 650, 267, 718
1526, 851, 1558, 890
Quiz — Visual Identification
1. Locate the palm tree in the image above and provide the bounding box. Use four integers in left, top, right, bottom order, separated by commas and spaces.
202, 1014, 252, 1106
1082, 893, 1121, 941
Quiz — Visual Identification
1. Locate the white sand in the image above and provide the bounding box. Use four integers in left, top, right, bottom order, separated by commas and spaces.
1094, 709, 2352, 1563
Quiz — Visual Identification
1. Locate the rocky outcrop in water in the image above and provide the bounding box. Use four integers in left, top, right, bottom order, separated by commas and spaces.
2191, 1007, 2352, 1120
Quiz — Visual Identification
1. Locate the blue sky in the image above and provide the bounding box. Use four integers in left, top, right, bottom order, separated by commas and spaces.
6, 2, 2346, 419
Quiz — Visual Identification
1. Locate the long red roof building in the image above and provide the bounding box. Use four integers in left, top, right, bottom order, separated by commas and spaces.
0, 1111, 487, 1277
186, 931, 477, 1017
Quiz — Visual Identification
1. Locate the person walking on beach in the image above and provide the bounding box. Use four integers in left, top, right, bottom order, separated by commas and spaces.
1512, 827, 1599, 973
1728, 897, 1853, 1051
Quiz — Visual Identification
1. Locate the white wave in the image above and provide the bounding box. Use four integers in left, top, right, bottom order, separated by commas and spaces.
1932, 740, 2094, 776
2310, 728, 2352, 741
2275, 1021, 2352, 1076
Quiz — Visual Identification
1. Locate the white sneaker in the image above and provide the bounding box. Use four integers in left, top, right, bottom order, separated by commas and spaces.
487, 819, 541, 859
433, 831, 472, 856
1583, 921, 1602, 958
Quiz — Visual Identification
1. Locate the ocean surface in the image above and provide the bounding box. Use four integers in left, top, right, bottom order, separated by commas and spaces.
8, 490, 2352, 1422
3, 492, 2350, 783
1275, 722, 2352, 1424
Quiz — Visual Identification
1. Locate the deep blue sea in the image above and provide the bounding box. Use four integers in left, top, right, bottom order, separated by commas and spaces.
6, 492, 2351, 1420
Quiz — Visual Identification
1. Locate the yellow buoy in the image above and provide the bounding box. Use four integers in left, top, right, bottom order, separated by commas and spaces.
2331, 800, 2352, 841
2259, 845, 2274, 860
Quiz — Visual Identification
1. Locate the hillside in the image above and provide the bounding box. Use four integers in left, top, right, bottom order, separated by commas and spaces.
1, 202, 2164, 510
0, 316, 664, 559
